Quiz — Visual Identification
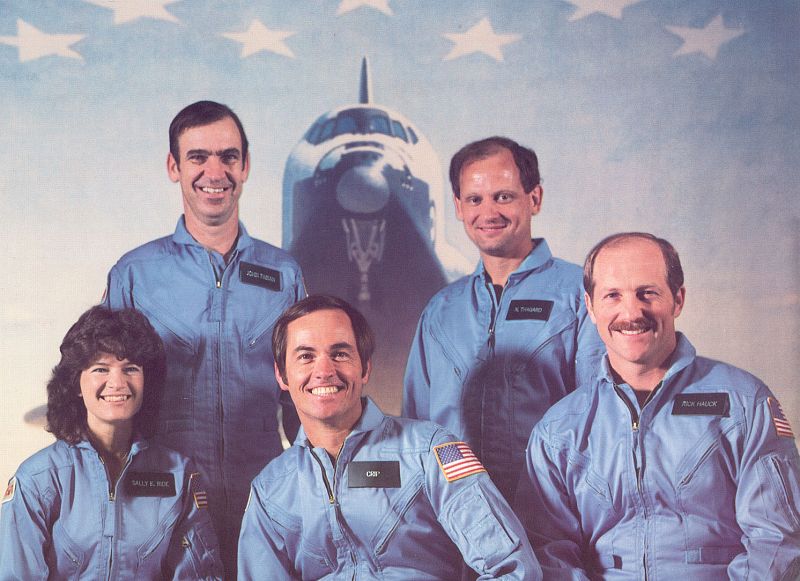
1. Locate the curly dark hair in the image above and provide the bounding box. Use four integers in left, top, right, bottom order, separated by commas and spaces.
46, 306, 166, 444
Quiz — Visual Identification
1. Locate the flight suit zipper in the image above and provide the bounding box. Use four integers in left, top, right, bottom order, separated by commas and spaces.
99, 453, 133, 579
309, 443, 345, 504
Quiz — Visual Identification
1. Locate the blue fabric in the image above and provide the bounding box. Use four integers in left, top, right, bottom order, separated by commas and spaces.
238, 398, 541, 580
403, 238, 604, 501
0, 438, 222, 580
104, 216, 305, 565
520, 334, 800, 580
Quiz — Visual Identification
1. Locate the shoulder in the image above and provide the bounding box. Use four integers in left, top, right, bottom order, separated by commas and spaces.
110, 235, 175, 269
523, 254, 584, 293
250, 446, 300, 489
682, 356, 770, 400
243, 238, 302, 273
418, 275, 473, 323
374, 415, 445, 452
534, 383, 598, 440
12, 440, 77, 493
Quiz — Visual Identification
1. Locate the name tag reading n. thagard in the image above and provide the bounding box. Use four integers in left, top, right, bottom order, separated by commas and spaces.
240, 262, 281, 291
506, 300, 553, 321
672, 393, 730, 416
348, 461, 401, 488
125, 472, 176, 497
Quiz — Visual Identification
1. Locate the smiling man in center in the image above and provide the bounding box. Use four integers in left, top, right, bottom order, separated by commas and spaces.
238, 294, 540, 580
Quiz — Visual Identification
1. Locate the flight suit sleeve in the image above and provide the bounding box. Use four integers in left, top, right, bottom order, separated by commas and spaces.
424, 429, 542, 580
237, 482, 296, 581
0, 475, 51, 580
167, 469, 224, 580
516, 428, 592, 580
103, 264, 133, 309
728, 392, 800, 580
402, 313, 432, 420
573, 297, 605, 391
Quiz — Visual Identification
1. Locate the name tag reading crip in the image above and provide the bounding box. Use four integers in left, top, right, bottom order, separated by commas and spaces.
240, 262, 281, 291
506, 300, 553, 321
348, 461, 401, 488
672, 393, 730, 416
125, 472, 176, 497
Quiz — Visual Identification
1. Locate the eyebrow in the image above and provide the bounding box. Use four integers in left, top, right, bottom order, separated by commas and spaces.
185, 148, 241, 158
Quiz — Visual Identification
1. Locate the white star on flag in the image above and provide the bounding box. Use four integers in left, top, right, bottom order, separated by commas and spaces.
337, 0, 394, 16
221, 20, 296, 58
0, 19, 84, 63
443, 17, 521, 62
565, 0, 642, 21
666, 14, 746, 60
82, 0, 180, 25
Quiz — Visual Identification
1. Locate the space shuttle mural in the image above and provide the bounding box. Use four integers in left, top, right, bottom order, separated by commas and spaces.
282, 58, 471, 412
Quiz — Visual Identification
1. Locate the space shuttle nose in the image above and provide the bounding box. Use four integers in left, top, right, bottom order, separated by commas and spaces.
335, 162, 391, 214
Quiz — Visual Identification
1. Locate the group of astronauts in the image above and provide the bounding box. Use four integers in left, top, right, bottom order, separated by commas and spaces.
1, 100, 799, 580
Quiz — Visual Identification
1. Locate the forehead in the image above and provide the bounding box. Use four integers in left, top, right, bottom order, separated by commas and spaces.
286, 309, 356, 348
593, 238, 668, 288
176, 117, 242, 153
459, 148, 520, 188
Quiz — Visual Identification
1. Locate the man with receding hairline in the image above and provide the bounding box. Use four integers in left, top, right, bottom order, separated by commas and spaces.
104, 101, 305, 577
519, 232, 800, 578
404, 136, 604, 503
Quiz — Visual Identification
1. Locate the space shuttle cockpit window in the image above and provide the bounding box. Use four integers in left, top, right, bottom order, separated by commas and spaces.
391, 120, 408, 142
366, 112, 391, 136
318, 118, 336, 142
335, 113, 358, 136
305, 120, 324, 145
406, 126, 419, 144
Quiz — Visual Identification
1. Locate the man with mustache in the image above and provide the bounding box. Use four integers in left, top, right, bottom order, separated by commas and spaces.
519, 232, 800, 578
404, 136, 604, 503
104, 101, 305, 577
238, 295, 540, 579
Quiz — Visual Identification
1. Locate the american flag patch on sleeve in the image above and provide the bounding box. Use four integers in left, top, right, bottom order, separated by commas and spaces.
768, 397, 795, 439
189, 472, 209, 509
434, 442, 486, 482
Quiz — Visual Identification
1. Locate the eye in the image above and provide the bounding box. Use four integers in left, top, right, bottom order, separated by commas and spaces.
90, 366, 109, 373
496, 192, 513, 203
221, 154, 239, 165
465, 196, 481, 206
297, 352, 314, 362
603, 291, 620, 300
187, 154, 208, 164
332, 351, 351, 361
124, 365, 143, 374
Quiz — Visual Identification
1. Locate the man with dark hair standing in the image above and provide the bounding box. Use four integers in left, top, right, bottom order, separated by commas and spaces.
520, 232, 800, 578
104, 101, 305, 576
404, 136, 603, 502
238, 295, 540, 579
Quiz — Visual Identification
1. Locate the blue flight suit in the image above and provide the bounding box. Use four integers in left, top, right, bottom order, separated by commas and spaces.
238, 398, 541, 580
0, 437, 221, 580
403, 238, 604, 501
519, 334, 800, 579
104, 216, 305, 570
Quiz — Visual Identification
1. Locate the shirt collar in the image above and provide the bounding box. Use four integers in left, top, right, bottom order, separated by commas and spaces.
471, 238, 553, 282
294, 397, 385, 448
171, 215, 253, 252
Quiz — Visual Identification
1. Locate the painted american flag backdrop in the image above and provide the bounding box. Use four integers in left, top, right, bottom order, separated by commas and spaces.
1, 0, 798, 484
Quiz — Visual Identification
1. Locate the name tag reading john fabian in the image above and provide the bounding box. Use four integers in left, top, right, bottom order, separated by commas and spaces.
348, 461, 401, 488
240, 262, 281, 291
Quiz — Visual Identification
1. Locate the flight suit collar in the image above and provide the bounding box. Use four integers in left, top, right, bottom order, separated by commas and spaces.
598, 332, 697, 389
293, 397, 385, 448
471, 238, 553, 284
171, 215, 254, 252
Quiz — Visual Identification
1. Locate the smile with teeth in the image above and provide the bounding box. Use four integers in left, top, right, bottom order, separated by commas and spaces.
99, 394, 132, 402
200, 186, 228, 193
310, 386, 343, 396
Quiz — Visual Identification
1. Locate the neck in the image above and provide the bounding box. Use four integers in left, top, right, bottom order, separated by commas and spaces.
184, 213, 240, 256
86, 421, 133, 481
609, 359, 669, 393
302, 403, 364, 460
481, 239, 533, 287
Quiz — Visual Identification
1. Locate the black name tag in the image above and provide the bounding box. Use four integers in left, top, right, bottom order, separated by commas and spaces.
672, 393, 730, 416
240, 262, 281, 291
506, 300, 553, 321
125, 472, 176, 497
348, 461, 401, 488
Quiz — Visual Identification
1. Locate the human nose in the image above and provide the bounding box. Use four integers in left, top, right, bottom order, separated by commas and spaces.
620, 293, 645, 319
106, 368, 126, 388
312, 355, 336, 378
204, 155, 227, 180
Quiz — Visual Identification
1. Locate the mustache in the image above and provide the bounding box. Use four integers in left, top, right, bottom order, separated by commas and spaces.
610, 318, 654, 333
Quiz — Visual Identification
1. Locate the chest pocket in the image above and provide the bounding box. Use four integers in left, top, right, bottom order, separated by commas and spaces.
134, 293, 199, 431
264, 500, 335, 579
50, 519, 85, 580
240, 309, 285, 431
